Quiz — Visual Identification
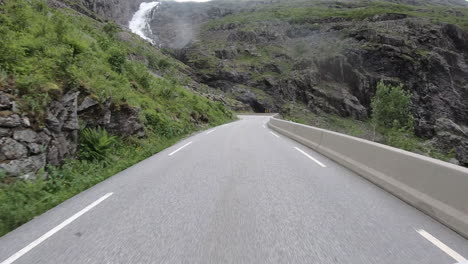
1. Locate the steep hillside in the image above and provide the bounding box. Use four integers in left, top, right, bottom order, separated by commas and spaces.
146, 0, 468, 166
0, 0, 232, 236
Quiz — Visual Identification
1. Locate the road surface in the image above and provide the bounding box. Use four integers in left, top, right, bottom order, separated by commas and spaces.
1, 115, 467, 264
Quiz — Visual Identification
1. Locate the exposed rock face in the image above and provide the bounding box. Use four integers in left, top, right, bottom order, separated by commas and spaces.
53, 0, 146, 25
144, 1, 468, 165
0, 91, 145, 179
78, 96, 145, 137
0, 107, 47, 178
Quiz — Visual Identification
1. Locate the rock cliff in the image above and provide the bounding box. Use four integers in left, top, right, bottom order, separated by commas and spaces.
143, 0, 468, 165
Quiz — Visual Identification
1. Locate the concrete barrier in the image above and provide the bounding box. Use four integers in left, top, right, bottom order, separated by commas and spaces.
268, 116, 468, 239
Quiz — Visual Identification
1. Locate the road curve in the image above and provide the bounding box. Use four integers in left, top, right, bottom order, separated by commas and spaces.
0, 115, 467, 264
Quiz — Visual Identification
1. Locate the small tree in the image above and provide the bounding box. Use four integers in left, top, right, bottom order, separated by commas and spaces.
371, 81, 413, 135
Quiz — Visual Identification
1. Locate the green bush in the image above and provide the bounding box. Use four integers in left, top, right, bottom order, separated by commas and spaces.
108, 46, 127, 73
79, 127, 117, 161
103, 22, 120, 38
371, 81, 413, 131
157, 58, 171, 69
384, 123, 419, 152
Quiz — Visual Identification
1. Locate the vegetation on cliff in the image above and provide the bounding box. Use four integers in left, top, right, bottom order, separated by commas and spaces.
0, 0, 233, 236
166, 0, 468, 165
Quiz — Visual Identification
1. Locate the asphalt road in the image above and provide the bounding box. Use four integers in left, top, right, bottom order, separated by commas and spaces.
1, 115, 467, 264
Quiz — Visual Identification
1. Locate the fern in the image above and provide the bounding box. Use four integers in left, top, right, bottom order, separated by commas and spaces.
79, 127, 117, 161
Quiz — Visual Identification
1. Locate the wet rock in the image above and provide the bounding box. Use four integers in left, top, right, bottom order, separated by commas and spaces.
0, 138, 28, 160
0, 114, 21, 128
13, 129, 39, 143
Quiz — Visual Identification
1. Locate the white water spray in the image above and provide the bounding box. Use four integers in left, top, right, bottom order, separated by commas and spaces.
129, 2, 160, 44
128, 0, 211, 45
129, 0, 212, 45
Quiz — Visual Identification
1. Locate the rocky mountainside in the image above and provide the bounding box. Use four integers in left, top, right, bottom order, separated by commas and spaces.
139, 0, 468, 165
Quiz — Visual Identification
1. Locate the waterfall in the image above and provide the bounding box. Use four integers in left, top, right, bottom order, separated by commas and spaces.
129, 0, 212, 45
129, 2, 160, 45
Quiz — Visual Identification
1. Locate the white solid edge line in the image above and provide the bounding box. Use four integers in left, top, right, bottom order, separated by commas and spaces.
1, 193, 114, 264
294, 147, 327, 168
270, 131, 280, 138
416, 229, 467, 263
169, 141, 193, 156
206, 129, 216, 135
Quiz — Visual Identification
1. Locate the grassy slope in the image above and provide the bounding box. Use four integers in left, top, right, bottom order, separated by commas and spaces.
205, 1, 468, 30
0, 0, 233, 236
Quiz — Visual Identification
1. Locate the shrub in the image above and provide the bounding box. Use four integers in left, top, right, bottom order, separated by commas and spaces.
103, 22, 120, 38
157, 58, 171, 69
384, 123, 419, 151
79, 127, 117, 161
108, 46, 127, 73
371, 81, 413, 131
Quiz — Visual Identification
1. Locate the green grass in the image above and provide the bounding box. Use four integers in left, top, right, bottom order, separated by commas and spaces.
204, 1, 468, 30
0, 0, 234, 236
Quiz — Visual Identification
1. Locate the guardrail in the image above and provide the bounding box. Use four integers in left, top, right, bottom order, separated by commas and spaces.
268, 115, 468, 239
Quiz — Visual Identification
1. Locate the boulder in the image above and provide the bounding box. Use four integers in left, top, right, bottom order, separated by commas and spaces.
27, 143, 44, 155
13, 129, 39, 143
0, 154, 46, 177
37, 129, 52, 145
0, 92, 12, 110
0, 114, 21, 128
0, 138, 28, 160
0, 128, 11, 137
22, 117, 31, 127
